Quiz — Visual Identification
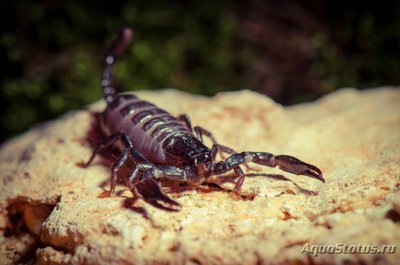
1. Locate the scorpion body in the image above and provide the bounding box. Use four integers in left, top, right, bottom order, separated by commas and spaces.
101, 93, 194, 165
84, 27, 324, 211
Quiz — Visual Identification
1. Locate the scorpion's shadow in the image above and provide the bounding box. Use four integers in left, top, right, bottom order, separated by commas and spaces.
80, 111, 317, 216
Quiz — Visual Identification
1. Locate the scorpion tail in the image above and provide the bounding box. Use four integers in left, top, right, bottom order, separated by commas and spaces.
102, 27, 134, 104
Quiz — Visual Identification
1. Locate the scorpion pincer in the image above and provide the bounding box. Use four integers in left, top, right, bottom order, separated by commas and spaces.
83, 27, 324, 211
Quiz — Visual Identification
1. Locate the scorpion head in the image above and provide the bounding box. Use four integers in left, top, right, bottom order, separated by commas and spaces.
193, 152, 213, 179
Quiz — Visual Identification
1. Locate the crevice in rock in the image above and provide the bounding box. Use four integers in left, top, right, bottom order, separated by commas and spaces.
4, 195, 60, 263
282, 210, 295, 220
189, 257, 202, 265
4, 210, 28, 237
283, 240, 310, 249
385, 209, 400, 223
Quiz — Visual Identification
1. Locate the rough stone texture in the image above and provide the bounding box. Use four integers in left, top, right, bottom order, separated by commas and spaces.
0, 88, 399, 265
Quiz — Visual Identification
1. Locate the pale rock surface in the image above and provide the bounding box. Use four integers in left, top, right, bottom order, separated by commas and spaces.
0, 88, 399, 265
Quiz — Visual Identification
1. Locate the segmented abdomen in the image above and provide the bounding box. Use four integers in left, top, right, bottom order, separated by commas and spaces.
100, 93, 192, 163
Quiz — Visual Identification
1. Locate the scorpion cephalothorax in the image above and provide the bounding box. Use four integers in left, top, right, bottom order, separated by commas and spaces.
83, 27, 324, 211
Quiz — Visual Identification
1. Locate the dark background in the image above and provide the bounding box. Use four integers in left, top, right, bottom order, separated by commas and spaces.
1, 0, 400, 143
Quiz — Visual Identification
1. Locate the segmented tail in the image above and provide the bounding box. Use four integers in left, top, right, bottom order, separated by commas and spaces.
102, 27, 134, 104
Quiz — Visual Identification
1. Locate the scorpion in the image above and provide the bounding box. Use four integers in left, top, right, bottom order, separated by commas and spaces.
83, 27, 324, 211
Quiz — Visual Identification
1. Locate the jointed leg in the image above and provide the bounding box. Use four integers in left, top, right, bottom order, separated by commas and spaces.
177, 114, 192, 131
177, 114, 235, 160
84, 132, 146, 166
194, 126, 217, 144
108, 134, 148, 194
125, 163, 193, 211
108, 145, 147, 194
195, 126, 235, 160
85, 131, 148, 194
210, 144, 235, 161
233, 166, 245, 192
84, 132, 121, 167
212, 152, 324, 191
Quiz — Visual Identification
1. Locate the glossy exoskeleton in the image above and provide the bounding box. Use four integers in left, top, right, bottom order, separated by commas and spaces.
84, 27, 324, 211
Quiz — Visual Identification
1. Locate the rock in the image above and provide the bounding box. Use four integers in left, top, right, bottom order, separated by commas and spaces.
0, 88, 399, 265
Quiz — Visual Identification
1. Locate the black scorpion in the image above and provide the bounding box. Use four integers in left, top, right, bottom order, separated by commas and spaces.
83, 27, 324, 211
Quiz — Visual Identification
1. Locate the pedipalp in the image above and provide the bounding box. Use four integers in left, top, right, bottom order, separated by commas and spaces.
83, 27, 324, 211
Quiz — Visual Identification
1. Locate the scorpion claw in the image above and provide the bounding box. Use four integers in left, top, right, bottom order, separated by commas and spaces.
132, 178, 181, 212
275, 155, 325, 183
302, 168, 325, 182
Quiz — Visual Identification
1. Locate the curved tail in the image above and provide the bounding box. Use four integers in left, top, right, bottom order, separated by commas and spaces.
102, 27, 134, 104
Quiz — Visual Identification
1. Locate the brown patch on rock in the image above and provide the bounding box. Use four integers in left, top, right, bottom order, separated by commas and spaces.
1, 88, 399, 264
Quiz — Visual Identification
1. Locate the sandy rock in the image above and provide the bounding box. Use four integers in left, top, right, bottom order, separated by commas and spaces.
0, 88, 399, 265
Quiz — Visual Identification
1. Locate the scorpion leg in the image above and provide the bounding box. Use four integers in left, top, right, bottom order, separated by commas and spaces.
193, 126, 254, 172
108, 146, 146, 194
84, 132, 146, 166
108, 134, 147, 194
84, 132, 121, 167
126, 163, 183, 211
212, 152, 324, 191
194, 126, 235, 160
177, 114, 192, 131
86, 132, 148, 195
177, 115, 234, 160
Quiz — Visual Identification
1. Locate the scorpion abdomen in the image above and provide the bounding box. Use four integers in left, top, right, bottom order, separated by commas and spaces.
101, 93, 192, 164
83, 27, 324, 211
